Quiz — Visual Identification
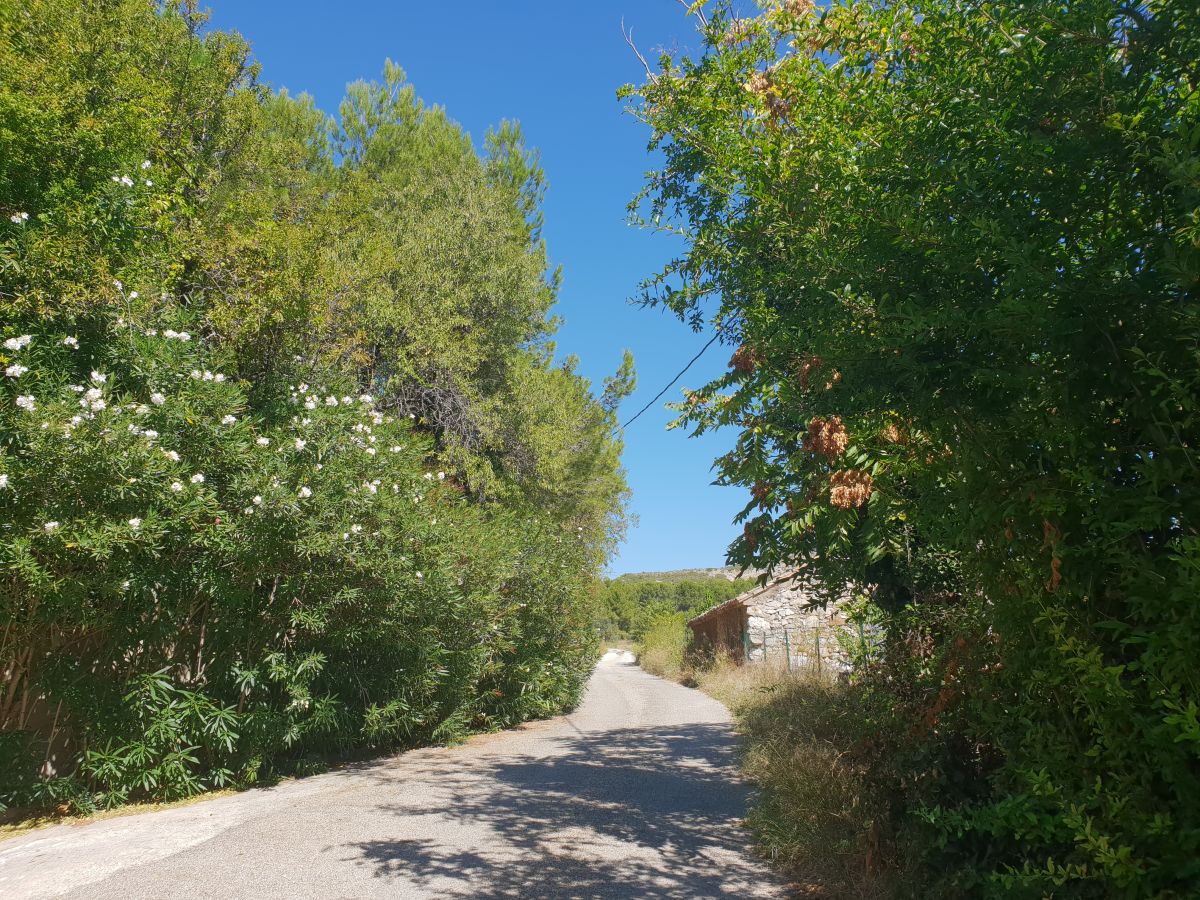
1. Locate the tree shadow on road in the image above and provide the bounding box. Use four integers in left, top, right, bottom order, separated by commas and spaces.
339, 722, 790, 898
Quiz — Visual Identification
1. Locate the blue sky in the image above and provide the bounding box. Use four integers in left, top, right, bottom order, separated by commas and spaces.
206, 1, 745, 575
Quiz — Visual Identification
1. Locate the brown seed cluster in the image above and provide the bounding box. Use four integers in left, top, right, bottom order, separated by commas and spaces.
724, 19, 754, 45
795, 353, 823, 389
805, 415, 849, 460
729, 345, 760, 373
744, 71, 772, 96
881, 422, 904, 443
782, 0, 814, 15
829, 469, 873, 508
743, 522, 759, 551
752, 481, 771, 507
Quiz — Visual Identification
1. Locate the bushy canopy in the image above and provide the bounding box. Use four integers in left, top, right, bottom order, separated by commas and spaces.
1, 0, 631, 812
625, 0, 1199, 894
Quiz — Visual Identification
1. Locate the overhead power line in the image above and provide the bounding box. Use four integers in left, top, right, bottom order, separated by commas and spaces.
619, 327, 727, 432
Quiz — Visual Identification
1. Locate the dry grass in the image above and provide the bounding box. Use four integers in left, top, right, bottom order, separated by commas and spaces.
644, 648, 896, 899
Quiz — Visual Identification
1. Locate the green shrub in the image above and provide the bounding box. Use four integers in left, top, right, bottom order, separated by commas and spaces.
626, 0, 1200, 894
0, 0, 623, 814
635, 616, 689, 681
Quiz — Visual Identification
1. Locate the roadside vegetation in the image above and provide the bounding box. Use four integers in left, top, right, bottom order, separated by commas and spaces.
626, 1, 1200, 897
595, 571, 755, 642
639, 630, 891, 899
0, 0, 632, 817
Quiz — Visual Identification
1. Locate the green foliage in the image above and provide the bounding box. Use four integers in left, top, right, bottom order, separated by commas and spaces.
0, 0, 627, 813
595, 574, 755, 639
626, 0, 1200, 895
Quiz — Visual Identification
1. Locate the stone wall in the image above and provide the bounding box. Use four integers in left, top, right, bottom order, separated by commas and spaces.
743, 580, 858, 673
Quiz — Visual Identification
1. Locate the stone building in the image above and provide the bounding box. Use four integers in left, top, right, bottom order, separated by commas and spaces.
686, 574, 859, 673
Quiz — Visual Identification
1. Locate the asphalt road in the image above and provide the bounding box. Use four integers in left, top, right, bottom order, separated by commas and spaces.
0, 650, 791, 899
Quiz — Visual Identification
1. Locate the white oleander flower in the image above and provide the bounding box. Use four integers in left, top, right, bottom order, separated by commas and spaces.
365, 447, 376, 456
15, 395, 35, 411
190, 473, 204, 484
170, 481, 183, 492
252, 495, 263, 506
4, 335, 31, 350
151, 392, 166, 406
0, 474, 8, 489
9, 212, 28, 224
141, 160, 152, 170
294, 438, 306, 451
90, 370, 106, 383
128, 518, 141, 530
5, 364, 28, 378
350, 524, 363, 534
63, 336, 79, 348
202, 371, 214, 382
298, 486, 312, 499
359, 395, 373, 405
128, 291, 138, 300
304, 400, 316, 410
164, 450, 181, 462
415, 571, 423, 580
213, 372, 224, 382
190, 370, 202, 380
437, 472, 446, 480
43, 521, 60, 532
142, 429, 158, 440
324, 396, 338, 406
256, 437, 270, 446
221, 415, 237, 425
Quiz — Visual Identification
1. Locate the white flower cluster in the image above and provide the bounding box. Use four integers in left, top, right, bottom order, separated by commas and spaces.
190, 370, 225, 382
81, 386, 106, 412
9, 212, 29, 224
4, 335, 32, 351
161, 329, 191, 342
63, 336, 79, 349
111, 174, 135, 187
5, 364, 29, 378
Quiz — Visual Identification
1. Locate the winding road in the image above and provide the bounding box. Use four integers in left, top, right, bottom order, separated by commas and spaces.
0, 651, 790, 899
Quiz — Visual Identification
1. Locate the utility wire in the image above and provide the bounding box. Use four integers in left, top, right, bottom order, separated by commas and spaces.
618, 326, 728, 432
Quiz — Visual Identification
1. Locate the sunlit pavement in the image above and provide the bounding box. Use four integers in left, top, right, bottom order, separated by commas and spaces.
0, 650, 790, 899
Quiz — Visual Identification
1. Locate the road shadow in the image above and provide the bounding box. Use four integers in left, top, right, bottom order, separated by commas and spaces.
339, 722, 786, 898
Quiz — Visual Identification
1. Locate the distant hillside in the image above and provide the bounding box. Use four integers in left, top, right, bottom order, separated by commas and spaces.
613, 567, 765, 585
595, 569, 762, 640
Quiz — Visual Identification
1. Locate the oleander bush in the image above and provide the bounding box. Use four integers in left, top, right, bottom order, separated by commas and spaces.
1, 0, 628, 813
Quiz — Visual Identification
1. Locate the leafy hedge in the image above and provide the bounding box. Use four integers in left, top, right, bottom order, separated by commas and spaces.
1, 0, 626, 812
625, 1, 1199, 896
